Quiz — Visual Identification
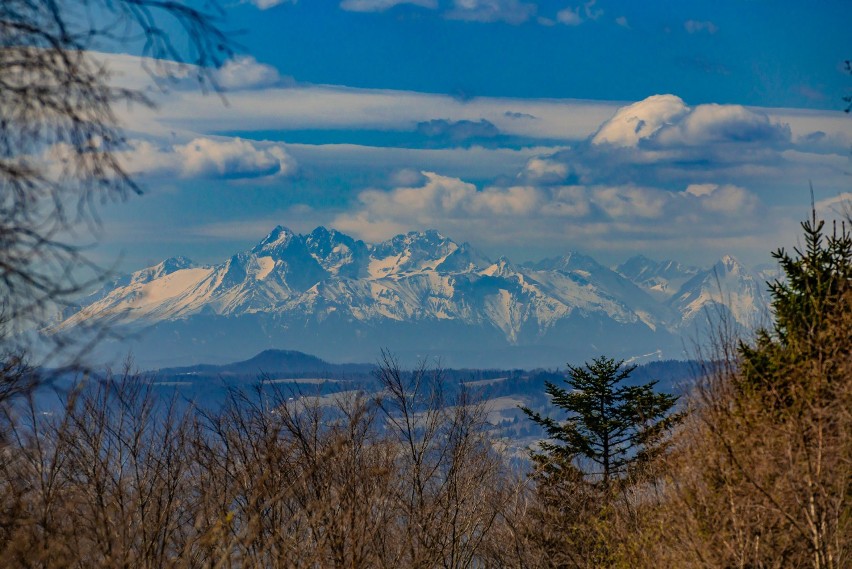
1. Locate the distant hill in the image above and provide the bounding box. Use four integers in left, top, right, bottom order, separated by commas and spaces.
155, 349, 374, 380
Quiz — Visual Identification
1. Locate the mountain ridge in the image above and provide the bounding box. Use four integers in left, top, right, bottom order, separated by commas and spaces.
56, 226, 772, 368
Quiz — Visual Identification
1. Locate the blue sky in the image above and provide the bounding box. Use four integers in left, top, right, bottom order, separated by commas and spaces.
227, 0, 848, 109
92, 0, 852, 270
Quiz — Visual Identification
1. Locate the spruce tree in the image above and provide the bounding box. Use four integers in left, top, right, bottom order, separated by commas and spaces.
739, 210, 852, 400
523, 356, 681, 490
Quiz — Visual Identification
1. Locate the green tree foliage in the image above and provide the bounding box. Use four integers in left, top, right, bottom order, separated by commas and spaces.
522, 356, 681, 490
739, 210, 852, 400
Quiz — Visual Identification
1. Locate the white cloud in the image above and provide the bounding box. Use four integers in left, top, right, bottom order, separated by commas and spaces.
129, 83, 617, 141
521, 157, 569, 183
285, 143, 544, 181
592, 95, 690, 147
583, 0, 603, 20
555, 1, 601, 26
216, 56, 282, 90
685, 184, 759, 214
177, 138, 295, 178
248, 0, 296, 10
654, 103, 791, 147
333, 172, 764, 251
591, 95, 790, 150
121, 137, 297, 180
815, 192, 852, 215
340, 0, 437, 12
446, 0, 536, 24
88, 51, 852, 154
615, 16, 629, 28
556, 8, 582, 26
684, 19, 718, 34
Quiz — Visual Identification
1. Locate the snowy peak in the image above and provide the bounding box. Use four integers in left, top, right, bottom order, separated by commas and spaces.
616, 255, 700, 301
670, 255, 767, 328
244, 227, 327, 290
130, 256, 196, 286
252, 225, 296, 255
435, 242, 491, 274
714, 255, 745, 276
481, 256, 517, 278
368, 230, 461, 277
529, 251, 604, 275
617, 255, 697, 282
305, 226, 369, 278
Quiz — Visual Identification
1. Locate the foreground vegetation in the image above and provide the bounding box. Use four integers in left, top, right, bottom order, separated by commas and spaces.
0, 213, 848, 568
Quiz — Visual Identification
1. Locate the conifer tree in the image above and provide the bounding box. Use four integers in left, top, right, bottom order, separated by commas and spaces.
739, 209, 852, 398
523, 356, 681, 490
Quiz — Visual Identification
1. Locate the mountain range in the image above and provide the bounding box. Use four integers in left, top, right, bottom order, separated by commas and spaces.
56, 226, 774, 368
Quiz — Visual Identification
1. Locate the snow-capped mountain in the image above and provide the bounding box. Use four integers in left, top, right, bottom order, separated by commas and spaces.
56, 227, 772, 368
616, 255, 701, 301
668, 255, 770, 330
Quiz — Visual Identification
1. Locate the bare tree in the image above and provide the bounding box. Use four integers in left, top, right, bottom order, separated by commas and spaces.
374, 351, 510, 569
0, 0, 231, 357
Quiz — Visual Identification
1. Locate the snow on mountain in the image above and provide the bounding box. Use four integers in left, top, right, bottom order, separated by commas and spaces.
669, 255, 769, 329
304, 226, 370, 278
368, 230, 462, 277
55, 228, 772, 368
616, 255, 701, 301
526, 252, 673, 330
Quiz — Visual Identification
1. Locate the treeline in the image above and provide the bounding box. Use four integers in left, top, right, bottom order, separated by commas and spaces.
0, 213, 847, 568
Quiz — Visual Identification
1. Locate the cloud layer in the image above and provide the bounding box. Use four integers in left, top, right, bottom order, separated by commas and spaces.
121, 138, 297, 180
334, 172, 764, 249
325, 94, 848, 260
83, 50, 852, 267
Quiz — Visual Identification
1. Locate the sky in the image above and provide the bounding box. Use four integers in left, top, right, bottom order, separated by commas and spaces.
90, 0, 852, 271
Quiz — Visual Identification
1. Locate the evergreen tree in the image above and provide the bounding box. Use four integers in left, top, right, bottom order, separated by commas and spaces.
653, 209, 852, 569
739, 210, 852, 399
523, 356, 681, 490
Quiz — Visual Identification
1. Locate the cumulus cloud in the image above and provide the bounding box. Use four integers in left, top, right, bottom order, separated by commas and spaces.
506, 95, 799, 196
446, 0, 536, 24
615, 16, 629, 28
121, 137, 297, 180
652, 103, 790, 147
335, 173, 545, 239
685, 184, 759, 214
590, 95, 791, 151
333, 171, 763, 249
327, 95, 826, 257
94, 51, 851, 155
591, 95, 690, 147
340, 0, 437, 12
216, 56, 282, 90
520, 157, 570, 183
684, 19, 718, 34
